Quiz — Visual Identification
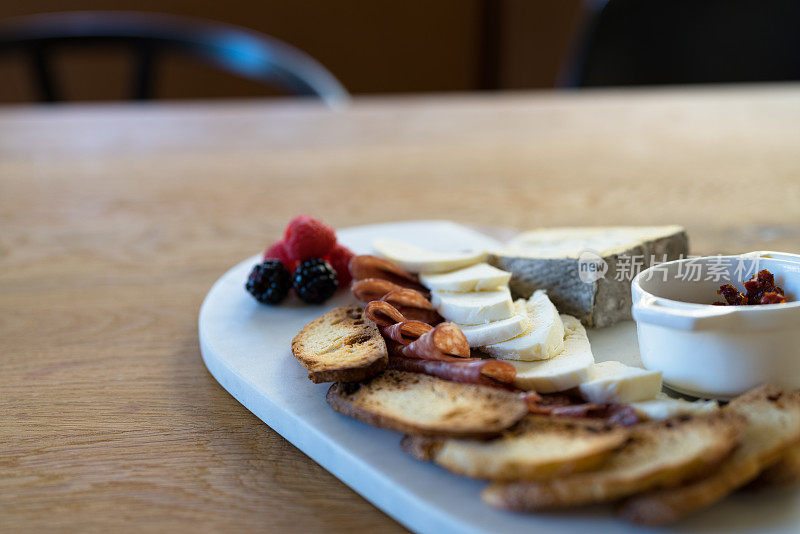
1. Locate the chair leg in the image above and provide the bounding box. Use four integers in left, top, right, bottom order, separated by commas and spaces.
477, 0, 504, 90
555, 0, 611, 88
132, 42, 157, 100
29, 45, 57, 102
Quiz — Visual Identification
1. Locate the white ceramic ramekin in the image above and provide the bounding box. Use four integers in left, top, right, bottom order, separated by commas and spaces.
631, 251, 800, 399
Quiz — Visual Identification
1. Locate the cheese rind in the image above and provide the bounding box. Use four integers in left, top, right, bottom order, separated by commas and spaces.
373, 238, 487, 273
481, 291, 565, 361
509, 315, 594, 392
578, 361, 663, 404
457, 303, 530, 347
431, 288, 514, 325
420, 263, 511, 292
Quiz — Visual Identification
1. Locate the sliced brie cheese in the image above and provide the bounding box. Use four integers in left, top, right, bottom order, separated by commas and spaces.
630, 394, 718, 421
420, 263, 511, 292
578, 361, 662, 404
481, 291, 565, 361
457, 301, 530, 347
431, 287, 514, 325
372, 238, 486, 273
509, 315, 594, 392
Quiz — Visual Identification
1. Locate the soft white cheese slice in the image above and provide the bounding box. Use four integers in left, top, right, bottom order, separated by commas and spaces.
372, 238, 487, 273
508, 315, 594, 392
420, 263, 511, 292
630, 394, 718, 421
481, 291, 565, 361
457, 301, 530, 347
431, 287, 514, 325
578, 361, 663, 404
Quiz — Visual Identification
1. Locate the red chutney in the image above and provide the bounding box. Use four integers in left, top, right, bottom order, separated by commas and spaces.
715, 269, 788, 306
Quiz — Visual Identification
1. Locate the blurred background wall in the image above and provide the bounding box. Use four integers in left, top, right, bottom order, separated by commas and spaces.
0, 0, 583, 102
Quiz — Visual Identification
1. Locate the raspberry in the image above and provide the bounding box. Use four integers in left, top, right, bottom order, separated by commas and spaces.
325, 244, 355, 287
284, 215, 337, 261
263, 240, 297, 272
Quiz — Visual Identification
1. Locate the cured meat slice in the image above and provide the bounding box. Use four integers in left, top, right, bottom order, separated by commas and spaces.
402, 322, 470, 361
349, 254, 426, 291
364, 300, 405, 327
381, 321, 433, 345
381, 288, 443, 325
388, 356, 516, 387
352, 278, 405, 303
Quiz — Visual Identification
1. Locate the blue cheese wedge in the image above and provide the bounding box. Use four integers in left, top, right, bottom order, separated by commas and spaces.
481, 291, 565, 361
372, 238, 487, 274
457, 301, 530, 347
431, 287, 514, 325
420, 263, 511, 292
490, 226, 688, 327
508, 315, 594, 392
577, 361, 663, 404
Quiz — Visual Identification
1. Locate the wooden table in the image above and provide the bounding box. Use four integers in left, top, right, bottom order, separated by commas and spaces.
2, 86, 800, 533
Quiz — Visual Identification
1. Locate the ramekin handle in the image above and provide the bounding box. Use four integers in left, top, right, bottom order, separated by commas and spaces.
632, 296, 739, 331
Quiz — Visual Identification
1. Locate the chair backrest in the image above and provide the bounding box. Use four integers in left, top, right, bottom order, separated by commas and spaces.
0, 11, 349, 106
561, 0, 800, 87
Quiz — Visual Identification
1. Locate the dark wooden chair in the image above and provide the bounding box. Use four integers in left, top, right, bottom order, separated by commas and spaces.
561, 0, 800, 87
0, 11, 349, 105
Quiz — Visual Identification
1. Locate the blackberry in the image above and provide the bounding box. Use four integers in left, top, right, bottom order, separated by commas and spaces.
292, 258, 338, 304
246, 260, 291, 304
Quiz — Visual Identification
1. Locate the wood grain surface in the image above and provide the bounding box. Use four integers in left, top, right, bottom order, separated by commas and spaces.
2, 86, 800, 533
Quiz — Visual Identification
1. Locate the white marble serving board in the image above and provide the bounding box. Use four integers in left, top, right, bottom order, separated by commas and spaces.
198, 220, 800, 534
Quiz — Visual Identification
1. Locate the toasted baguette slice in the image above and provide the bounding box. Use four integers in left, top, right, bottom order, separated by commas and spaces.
748, 442, 800, 489
402, 415, 628, 481
619, 386, 800, 526
482, 413, 741, 511
326, 370, 527, 438
291, 306, 387, 383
